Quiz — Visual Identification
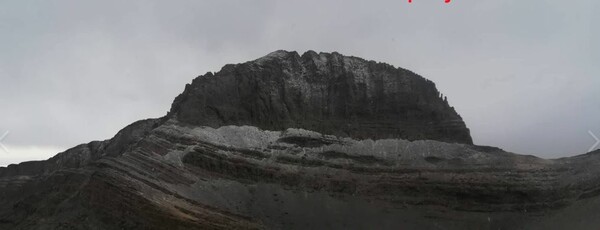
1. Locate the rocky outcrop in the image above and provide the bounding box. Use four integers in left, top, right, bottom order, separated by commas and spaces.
169, 50, 472, 144
2, 119, 600, 229
1, 51, 599, 229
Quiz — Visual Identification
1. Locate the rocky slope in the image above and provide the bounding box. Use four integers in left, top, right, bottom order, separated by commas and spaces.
1, 51, 599, 229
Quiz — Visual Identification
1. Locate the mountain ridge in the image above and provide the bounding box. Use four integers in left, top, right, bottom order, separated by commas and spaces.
2, 51, 600, 229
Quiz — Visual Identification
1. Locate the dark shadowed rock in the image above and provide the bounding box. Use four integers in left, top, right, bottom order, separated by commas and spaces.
2, 51, 600, 230
169, 50, 472, 144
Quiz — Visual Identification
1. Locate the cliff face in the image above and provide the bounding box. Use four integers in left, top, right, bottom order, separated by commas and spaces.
170, 50, 472, 144
2, 51, 600, 230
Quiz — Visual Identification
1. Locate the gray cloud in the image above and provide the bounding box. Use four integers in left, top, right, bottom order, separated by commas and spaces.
0, 0, 598, 165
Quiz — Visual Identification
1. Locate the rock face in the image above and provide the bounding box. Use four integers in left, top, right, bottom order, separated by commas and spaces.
1, 51, 599, 230
170, 50, 472, 144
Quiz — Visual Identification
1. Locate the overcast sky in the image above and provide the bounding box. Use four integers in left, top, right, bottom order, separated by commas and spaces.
0, 0, 598, 166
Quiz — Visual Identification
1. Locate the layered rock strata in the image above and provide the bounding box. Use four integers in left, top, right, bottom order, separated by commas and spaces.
1, 51, 597, 229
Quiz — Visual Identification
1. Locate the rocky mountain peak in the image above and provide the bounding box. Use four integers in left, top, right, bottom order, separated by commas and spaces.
169, 50, 473, 144
4, 51, 600, 229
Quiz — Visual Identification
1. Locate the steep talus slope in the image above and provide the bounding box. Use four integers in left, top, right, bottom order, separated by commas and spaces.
1, 51, 599, 229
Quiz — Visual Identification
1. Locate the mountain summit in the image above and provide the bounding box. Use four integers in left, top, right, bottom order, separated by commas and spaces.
170, 50, 472, 144
2, 51, 600, 229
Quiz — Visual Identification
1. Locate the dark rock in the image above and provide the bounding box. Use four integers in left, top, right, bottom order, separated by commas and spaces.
3, 51, 598, 229
169, 50, 472, 144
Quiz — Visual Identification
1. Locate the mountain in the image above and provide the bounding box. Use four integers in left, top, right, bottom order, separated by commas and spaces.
170, 51, 472, 144
1, 51, 600, 229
